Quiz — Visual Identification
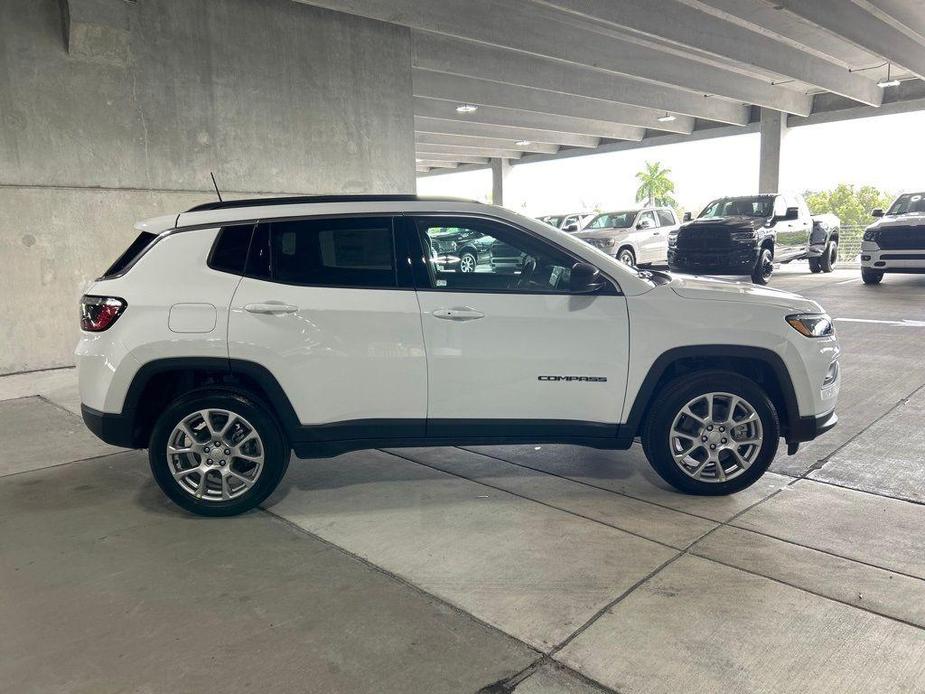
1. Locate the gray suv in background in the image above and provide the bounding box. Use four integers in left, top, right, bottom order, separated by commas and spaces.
573, 207, 679, 266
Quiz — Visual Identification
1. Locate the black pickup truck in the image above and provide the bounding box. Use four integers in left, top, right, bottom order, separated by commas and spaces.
668, 194, 840, 284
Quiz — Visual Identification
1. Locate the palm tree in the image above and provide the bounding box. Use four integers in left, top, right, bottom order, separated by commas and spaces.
635, 161, 676, 207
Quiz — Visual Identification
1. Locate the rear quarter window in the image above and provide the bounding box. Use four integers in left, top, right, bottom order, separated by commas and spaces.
99, 231, 158, 279
209, 224, 255, 275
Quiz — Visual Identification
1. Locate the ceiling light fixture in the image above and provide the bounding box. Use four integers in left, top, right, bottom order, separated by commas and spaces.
456, 103, 479, 113
657, 112, 677, 123
515, 139, 532, 146
878, 63, 900, 88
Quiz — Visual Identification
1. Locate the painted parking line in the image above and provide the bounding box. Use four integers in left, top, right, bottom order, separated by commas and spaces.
835, 278, 860, 284
835, 317, 925, 327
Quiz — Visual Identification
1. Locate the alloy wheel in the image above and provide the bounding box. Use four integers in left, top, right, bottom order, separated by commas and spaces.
460, 253, 476, 272
668, 392, 763, 483
166, 409, 265, 501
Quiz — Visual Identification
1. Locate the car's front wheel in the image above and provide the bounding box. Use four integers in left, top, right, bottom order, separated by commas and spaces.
458, 252, 477, 273
642, 371, 780, 495
861, 268, 883, 285
751, 247, 774, 284
148, 390, 289, 516
617, 247, 636, 266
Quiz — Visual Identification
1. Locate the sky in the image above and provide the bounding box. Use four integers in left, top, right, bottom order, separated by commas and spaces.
417, 110, 925, 217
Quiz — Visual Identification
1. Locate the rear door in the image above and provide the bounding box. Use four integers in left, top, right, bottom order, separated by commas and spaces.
634, 211, 660, 264
227, 216, 426, 439
406, 214, 629, 438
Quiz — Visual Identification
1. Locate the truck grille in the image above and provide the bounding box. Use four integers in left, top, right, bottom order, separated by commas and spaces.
877, 227, 925, 250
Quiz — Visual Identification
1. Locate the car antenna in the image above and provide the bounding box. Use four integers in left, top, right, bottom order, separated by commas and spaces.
209, 171, 223, 202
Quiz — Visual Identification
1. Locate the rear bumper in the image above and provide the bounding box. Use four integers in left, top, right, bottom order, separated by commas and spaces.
81, 404, 138, 448
789, 409, 837, 443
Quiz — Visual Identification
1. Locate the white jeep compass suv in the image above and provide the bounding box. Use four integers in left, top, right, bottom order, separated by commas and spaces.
77, 195, 840, 516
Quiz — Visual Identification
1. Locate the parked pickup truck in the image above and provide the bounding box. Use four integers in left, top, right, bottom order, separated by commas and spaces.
668, 194, 840, 284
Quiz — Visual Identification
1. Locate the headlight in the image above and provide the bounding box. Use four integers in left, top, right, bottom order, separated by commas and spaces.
668, 232, 678, 247
863, 228, 877, 241
786, 313, 834, 338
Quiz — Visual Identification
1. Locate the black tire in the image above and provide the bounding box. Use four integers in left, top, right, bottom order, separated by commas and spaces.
808, 257, 822, 273
641, 370, 780, 496
148, 389, 289, 516
820, 239, 837, 273
751, 247, 774, 285
861, 268, 883, 285
617, 247, 636, 266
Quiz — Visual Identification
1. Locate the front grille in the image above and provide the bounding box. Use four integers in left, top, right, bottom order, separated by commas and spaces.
674, 227, 736, 252
876, 227, 925, 250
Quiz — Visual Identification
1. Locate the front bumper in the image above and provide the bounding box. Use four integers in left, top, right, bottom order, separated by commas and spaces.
81, 404, 138, 448
860, 244, 925, 273
789, 409, 838, 443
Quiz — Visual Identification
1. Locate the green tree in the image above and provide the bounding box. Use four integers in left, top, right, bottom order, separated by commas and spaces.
804, 184, 893, 227
635, 161, 676, 207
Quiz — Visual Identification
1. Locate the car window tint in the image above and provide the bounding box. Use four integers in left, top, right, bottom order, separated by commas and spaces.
250, 217, 396, 288
416, 217, 575, 293
637, 211, 657, 228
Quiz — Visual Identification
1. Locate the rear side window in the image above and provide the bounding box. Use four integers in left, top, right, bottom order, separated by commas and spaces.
209, 224, 255, 275
246, 217, 397, 288
99, 231, 157, 279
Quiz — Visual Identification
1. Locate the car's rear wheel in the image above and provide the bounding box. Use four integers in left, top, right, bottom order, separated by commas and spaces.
148, 390, 289, 516
642, 371, 780, 495
751, 247, 773, 284
617, 247, 636, 266
861, 268, 884, 285
820, 239, 837, 273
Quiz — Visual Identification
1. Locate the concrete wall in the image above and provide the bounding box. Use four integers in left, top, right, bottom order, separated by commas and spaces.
0, 0, 414, 373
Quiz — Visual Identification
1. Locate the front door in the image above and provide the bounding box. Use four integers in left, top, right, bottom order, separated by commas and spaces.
228, 216, 426, 438
406, 215, 630, 438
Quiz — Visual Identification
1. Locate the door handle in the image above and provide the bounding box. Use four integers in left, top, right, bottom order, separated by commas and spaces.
244, 302, 298, 315
432, 307, 485, 321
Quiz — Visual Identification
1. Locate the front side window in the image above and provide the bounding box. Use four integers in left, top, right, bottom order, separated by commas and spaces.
246, 217, 396, 288
656, 209, 676, 227
888, 193, 925, 215
636, 211, 657, 229
415, 217, 578, 293
586, 211, 635, 229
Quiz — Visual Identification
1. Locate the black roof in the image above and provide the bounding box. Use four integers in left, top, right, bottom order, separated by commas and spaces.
185, 194, 476, 213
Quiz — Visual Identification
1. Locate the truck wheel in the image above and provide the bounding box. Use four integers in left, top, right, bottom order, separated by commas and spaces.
820, 240, 837, 273
861, 268, 883, 285
148, 389, 289, 516
808, 257, 822, 273
641, 371, 780, 496
751, 248, 773, 285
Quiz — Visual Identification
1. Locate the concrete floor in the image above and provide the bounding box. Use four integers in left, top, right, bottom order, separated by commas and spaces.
1, 264, 924, 693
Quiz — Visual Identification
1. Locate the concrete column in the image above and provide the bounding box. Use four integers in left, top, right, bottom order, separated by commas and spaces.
491, 158, 512, 207
758, 108, 787, 193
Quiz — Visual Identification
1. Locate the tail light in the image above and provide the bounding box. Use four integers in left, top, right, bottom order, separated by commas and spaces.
80, 296, 126, 332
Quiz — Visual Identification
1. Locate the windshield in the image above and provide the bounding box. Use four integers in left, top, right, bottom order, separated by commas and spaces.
699, 197, 773, 219
887, 193, 925, 215
585, 211, 635, 229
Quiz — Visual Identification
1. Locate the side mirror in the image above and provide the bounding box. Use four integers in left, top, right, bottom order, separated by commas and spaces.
683, 211, 692, 222
563, 222, 579, 232
569, 262, 607, 293
637, 220, 653, 230
872, 208, 884, 218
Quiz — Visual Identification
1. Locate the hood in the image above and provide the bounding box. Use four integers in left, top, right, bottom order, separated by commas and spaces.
669, 273, 821, 312
574, 227, 632, 239
867, 212, 925, 232
680, 216, 767, 233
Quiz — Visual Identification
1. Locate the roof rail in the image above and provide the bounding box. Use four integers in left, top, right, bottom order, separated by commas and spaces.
185, 194, 478, 213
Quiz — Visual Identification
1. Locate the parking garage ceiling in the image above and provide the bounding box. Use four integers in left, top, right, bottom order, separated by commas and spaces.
294, 0, 925, 173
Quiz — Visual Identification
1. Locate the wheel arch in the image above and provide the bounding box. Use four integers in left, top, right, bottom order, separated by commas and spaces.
624, 345, 799, 442
121, 357, 299, 448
